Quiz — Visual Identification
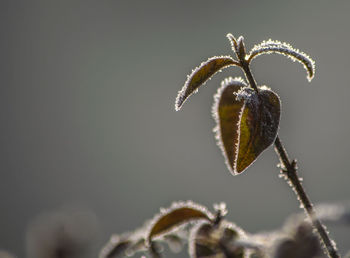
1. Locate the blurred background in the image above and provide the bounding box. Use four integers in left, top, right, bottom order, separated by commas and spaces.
1, 0, 350, 257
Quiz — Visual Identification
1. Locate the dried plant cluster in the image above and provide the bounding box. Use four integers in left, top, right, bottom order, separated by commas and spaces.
99, 201, 350, 258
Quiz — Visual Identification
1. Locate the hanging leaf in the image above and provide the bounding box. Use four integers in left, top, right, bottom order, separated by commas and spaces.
147, 201, 214, 245
213, 80, 281, 175
189, 221, 246, 258
212, 77, 247, 173
175, 56, 239, 111
247, 40, 315, 81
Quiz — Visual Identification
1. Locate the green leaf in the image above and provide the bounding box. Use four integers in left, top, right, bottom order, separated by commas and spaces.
213, 81, 281, 174
189, 221, 246, 258
175, 56, 239, 111
147, 201, 214, 245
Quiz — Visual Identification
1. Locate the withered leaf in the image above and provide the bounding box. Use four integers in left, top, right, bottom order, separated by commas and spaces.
213, 81, 281, 175
175, 56, 239, 111
147, 201, 213, 244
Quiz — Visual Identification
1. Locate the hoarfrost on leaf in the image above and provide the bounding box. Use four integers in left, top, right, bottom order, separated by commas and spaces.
213, 80, 281, 175
146, 200, 214, 245
248, 40, 315, 81
175, 56, 239, 111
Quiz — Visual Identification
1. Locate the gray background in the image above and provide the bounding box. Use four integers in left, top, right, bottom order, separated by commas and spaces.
1, 0, 349, 257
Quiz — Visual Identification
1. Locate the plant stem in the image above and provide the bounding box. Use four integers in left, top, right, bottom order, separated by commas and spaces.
241, 61, 259, 93
240, 58, 340, 258
274, 136, 339, 258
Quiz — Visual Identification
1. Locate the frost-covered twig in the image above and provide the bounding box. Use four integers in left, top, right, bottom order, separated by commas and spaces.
274, 137, 339, 258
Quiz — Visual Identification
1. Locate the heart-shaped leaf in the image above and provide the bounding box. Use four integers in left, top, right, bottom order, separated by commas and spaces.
213, 80, 281, 175
212, 77, 247, 173
147, 201, 214, 245
175, 56, 239, 111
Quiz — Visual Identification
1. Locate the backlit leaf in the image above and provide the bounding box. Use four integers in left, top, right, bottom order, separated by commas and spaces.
147, 201, 214, 245
248, 40, 315, 81
175, 56, 239, 111
236, 87, 280, 173
213, 82, 281, 175
212, 77, 247, 174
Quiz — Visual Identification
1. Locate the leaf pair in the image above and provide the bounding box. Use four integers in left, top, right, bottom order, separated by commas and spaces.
212, 78, 280, 174
175, 34, 314, 174
175, 34, 314, 112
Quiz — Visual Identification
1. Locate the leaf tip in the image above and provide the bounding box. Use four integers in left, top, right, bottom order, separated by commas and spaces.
226, 33, 238, 50
306, 59, 316, 82
175, 91, 184, 111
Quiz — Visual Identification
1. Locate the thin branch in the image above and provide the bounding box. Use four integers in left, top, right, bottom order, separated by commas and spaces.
240, 60, 259, 93
237, 44, 340, 258
274, 137, 339, 258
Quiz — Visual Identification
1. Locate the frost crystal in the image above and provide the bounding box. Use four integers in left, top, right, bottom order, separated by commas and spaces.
234, 87, 255, 102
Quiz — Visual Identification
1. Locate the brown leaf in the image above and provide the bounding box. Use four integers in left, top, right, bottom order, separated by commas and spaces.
213, 82, 281, 175
147, 201, 213, 244
212, 77, 247, 174
175, 56, 239, 111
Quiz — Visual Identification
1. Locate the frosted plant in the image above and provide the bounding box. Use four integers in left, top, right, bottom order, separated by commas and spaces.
99, 34, 344, 258
174, 33, 338, 258
99, 200, 350, 257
